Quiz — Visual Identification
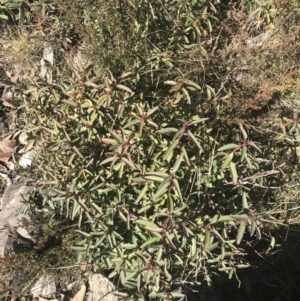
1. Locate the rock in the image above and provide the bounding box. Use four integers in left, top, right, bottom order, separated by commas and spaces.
19, 131, 29, 145
31, 274, 56, 299
39, 42, 53, 78
87, 274, 117, 301
0, 177, 31, 257
19, 150, 37, 168
73, 45, 91, 70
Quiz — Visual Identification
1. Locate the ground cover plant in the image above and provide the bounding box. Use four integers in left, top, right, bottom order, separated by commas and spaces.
1, 0, 300, 300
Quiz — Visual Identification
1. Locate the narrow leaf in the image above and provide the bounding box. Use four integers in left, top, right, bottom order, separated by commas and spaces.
172, 178, 183, 202
236, 221, 246, 245
116, 84, 134, 95
222, 152, 234, 169
229, 214, 248, 221
163, 139, 179, 161
140, 237, 160, 248
218, 143, 238, 152
187, 130, 202, 150
172, 152, 184, 173
229, 162, 238, 184
153, 181, 170, 201
135, 220, 159, 228
147, 106, 159, 117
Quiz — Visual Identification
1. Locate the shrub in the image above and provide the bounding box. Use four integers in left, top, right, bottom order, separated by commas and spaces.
21, 59, 291, 298
13, 0, 300, 300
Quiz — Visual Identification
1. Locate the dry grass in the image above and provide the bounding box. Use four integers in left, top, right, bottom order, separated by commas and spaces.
0, 27, 43, 81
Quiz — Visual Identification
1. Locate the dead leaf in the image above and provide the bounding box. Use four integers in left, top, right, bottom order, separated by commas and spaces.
71, 284, 86, 301
12, 130, 22, 140
17, 227, 36, 242
0, 140, 16, 162
3, 132, 15, 140
0, 99, 17, 109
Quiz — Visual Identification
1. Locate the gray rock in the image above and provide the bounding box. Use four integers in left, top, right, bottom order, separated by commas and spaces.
31, 273, 56, 298
0, 177, 31, 257
87, 274, 117, 301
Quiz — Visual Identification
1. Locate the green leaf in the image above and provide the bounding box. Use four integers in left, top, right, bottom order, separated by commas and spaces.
164, 80, 177, 85
135, 220, 159, 228
172, 178, 183, 202
140, 237, 160, 248
229, 162, 238, 184
170, 83, 182, 92
182, 43, 198, 50
248, 141, 262, 153
147, 106, 159, 117
153, 181, 170, 201
157, 127, 178, 134
172, 152, 184, 173
144, 175, 165, 182
190, 117, 209, 125
250, 220, 257, 236
172, 127, 185, 142
221, 152, 234, 169
236, 221, 246, 245
163, 139, 179, 161
242, 192, 249, 210
239, 123, 248, 139
240, 145, 247, 162
204, 229, 211, 251
187, 130, 202, 150
121, 157, 136, 169
165, 231, 176, 249
135, 185, 149, 204
116, 84, 134, 95
229, 214, 248, 221
100, 156, 116, 165
236, 264, 250, 269
212, 215, 235, 224
0, 14, 9, 20
218, 143, 239, 152
171, 292, 185, 299
109, 130, 123, 143
182, 88, 191, 104
62, 99, 78, 106
132, 177, 147, 184
186, 80, 202, 90
144, 171, 169, 178
149, 292, 167, 299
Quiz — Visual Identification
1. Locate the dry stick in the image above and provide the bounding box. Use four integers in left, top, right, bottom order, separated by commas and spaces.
210, 26, 223, 57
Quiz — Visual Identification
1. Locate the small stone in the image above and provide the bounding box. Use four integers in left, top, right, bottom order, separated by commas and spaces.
31, 274, 56, 298
19, 150, 37, 168
87, 274, 117, 301
19, 132, 29, 145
